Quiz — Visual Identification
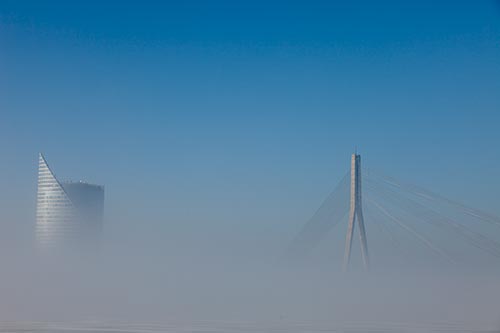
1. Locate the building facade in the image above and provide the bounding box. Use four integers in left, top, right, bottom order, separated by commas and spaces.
36, 153, 104, 247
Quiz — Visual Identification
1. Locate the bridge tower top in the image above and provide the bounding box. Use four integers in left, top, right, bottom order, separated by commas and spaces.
343, 153, 370, 271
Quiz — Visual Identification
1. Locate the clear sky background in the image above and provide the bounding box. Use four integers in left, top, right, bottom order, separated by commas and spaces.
1, 1, 500, 262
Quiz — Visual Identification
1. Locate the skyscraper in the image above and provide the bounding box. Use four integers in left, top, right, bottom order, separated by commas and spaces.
36, 153, 104, 248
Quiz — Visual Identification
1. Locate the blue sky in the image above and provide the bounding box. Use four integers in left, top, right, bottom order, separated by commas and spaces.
1, 1, 499, 258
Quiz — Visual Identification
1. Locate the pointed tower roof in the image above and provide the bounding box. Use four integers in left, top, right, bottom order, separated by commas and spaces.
37, 153, 74, 207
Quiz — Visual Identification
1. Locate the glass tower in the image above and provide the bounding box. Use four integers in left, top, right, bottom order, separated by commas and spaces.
36, 153, 104, 247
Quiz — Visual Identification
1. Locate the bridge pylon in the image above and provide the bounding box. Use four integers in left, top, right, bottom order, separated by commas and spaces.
343, 153, 370, 271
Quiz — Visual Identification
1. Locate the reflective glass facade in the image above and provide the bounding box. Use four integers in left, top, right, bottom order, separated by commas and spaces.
36, 154, 104, 247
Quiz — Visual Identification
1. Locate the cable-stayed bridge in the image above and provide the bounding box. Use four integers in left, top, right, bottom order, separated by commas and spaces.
283, 154, 500, 270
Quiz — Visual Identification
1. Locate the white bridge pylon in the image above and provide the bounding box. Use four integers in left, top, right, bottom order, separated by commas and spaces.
343, 153, 370, 271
